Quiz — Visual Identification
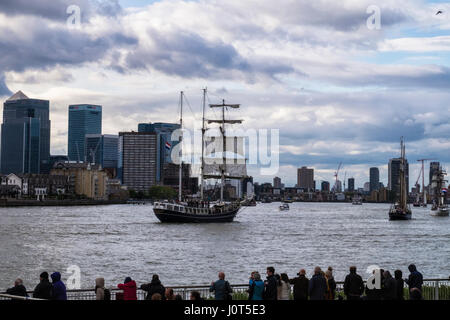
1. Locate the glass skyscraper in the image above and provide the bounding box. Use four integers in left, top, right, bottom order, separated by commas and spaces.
85, 134, 118, 169
68, 104, 102, 162
369, 167, 380, 192
1, 91, 50, 174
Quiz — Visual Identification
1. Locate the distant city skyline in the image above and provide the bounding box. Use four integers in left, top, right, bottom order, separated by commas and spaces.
0, 0, 449, 187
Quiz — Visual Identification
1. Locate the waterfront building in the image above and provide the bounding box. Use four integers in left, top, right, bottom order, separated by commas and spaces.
273, 177, 282, 188
369, 167, 380, 192
118, 132, 157, 192
68, 104, 102, 162
363, 182, 370, 192
85, 134, 119, 173
162, 162, 198, 195
138, 122, 180, 183
348, 178, 355, 192
1, 91, 51, 174
242, 176, 254, 198
335, 180, 342, 193
388, 158, 410, 195
297, 166, 314, 191
51, 162, 108, 200
321, 181, 330, 192
429, 161, 440, 195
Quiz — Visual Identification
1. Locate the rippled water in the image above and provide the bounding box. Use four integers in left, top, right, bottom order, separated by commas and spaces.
1, 203, 449, 290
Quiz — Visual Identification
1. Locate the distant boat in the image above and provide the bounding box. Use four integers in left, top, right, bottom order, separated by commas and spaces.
241, 197, 257, 207
283, 199, 294, 203
279, 203, 289, 211
389, 138, 412, 221
430, 167, 449, 217
352, 196, 363, 205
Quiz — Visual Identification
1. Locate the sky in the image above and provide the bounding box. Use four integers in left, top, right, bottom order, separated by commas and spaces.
0, 0, 449, 188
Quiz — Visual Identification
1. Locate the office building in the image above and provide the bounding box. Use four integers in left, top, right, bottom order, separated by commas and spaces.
85, 134, 118, 170
429, 161, 440, 186
321, 181, 330, 192
348, 178, 355, 192
297, 166, 314, 190
68, 104, 102, 162
118, 132, 157, 191
138, 122, 180, 183
1, 91, 50, 174
369, 167, 380, 192
388, 158, 409, 195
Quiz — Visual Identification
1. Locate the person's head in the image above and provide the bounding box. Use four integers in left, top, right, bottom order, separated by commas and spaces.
280, 273, 289, 283
40, 272, 49, 281
408, 264, 417, 273
51, 272, 61, 283
190, 291, 201, 300
410, 288, 422, 300
151, 293, 162, 300
383, 270, 391, 278
124, 277, 132, 284
314, 266, 321, 275
165, 288, 174, 298
250, 271, 257, 279
297, 269, 306, 276
394, 270, 403, 279
325, 270, 333, 279
152, 274, 160, 282
253, 272, 261, 281
175, 294, 183, 301
218, 272, 225, 280
349, 266, 357, 274
267, 267, 275, 276
14, 278, 23, 286
328, 266, 333, 273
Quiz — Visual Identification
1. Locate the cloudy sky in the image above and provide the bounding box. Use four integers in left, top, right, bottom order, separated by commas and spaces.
0, 0, 449, 188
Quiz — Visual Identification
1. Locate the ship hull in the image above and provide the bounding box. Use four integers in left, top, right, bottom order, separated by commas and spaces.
431, 208, 449, 217
154, 208, 239, 223
389, 211, 412, 220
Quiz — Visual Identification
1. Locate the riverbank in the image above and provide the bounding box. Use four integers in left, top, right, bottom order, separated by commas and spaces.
0, 199, 127, 207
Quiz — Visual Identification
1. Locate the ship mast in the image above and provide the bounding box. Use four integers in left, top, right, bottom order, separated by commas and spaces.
200, 88, 206, 200
179, 91, 183, 202
399, 137, 406, 209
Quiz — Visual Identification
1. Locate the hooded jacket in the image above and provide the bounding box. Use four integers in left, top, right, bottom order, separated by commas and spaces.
141, 279, 166, 300
95, 278, 105, 300
118, 280, 137, 300
51, 272, 67, 300
33, 278, 53, 299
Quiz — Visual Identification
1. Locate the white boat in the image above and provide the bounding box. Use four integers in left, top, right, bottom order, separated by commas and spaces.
279, 203, 289, 211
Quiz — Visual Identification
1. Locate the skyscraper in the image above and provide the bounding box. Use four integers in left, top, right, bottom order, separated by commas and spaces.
388, 158, 409, 195
429, 162, 440, 186
297, 166, 314, 190
348, 178, 355, 192
68, 104, 102, 162
321, 181, 330, 192
118, 132, 157, 191
85, 134, 118, 169
369, 167, 380, 192
1, 91, 50, 174
273, 176, 282, 188
138, 122, 180, 182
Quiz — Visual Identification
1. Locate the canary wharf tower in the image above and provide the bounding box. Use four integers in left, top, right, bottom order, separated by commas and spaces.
1, 91, 51, 174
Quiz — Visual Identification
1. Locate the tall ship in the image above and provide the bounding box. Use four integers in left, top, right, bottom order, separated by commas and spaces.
389, 137, 412, 220
153, 89, 245, 223
430, 166, 449, 217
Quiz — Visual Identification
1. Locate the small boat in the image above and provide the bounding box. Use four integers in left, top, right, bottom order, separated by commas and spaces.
279, 203, 289, 211
241, 198, 257, 207
389, 138, 412, 221
352, 197, 362, 205
283, 199, 294, 203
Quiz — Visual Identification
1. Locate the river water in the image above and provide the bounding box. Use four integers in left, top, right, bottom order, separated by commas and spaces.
0, 203, 449, 290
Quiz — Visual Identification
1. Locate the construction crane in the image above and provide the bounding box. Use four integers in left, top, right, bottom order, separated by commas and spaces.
333, 162, 343, 192
417, 158, 435, 205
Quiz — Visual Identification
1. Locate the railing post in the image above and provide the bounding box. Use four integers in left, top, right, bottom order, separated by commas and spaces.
435, 281, 439, 300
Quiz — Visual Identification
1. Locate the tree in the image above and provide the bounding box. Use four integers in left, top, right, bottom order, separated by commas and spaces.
148, 186, 177, 200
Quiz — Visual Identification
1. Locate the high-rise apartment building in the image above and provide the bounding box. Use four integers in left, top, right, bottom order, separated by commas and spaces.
297, 166, 314, 190
369, 167, 380, 192
388, 158, 409, 195
118, 132, 157, 191
348, 177, 355, 192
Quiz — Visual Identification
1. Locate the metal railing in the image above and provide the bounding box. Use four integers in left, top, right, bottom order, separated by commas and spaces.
1, 279, 449, 300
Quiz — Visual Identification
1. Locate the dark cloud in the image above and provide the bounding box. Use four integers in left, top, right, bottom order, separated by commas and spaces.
0, 74, 12, 96
0, 0, 122, 21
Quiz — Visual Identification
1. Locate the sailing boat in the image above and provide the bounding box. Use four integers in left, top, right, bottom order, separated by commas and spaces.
153, 90, 244, 223
430, 167, 449, 217
389, 137, 412, 220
